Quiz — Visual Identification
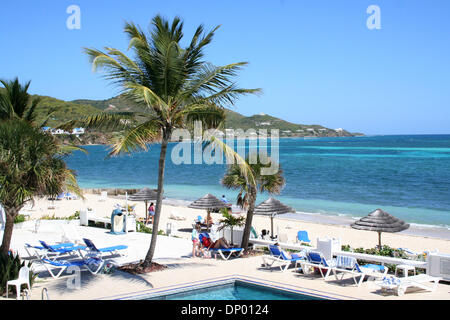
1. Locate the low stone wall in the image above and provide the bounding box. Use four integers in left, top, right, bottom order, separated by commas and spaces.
82, 188, 140, 196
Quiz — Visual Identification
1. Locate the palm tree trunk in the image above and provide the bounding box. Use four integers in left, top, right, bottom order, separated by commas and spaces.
0, 207, 19, 256
142, 131, 170, 267
240, 186, 257, 250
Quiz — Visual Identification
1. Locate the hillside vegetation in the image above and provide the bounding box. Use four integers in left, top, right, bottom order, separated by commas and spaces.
19, 93, 362, 143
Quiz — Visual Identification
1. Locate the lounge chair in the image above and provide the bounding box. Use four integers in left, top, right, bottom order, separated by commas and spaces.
169, 211, 186, 221
376, 274, 442, 296
39, 240, 86, 259
56, 193, 65, 200
262, 245, 306, 272
99, 191, 107, 202
210, 247, 244, 260
83, 238, 127, 257
297, 231, 311, 244
24, 242, 81, 260
332, 255, 388, 287
40, 257, 105, 279
299, 251, 336, 279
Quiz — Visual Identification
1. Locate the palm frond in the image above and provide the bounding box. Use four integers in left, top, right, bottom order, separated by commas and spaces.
107, 119, 161, 156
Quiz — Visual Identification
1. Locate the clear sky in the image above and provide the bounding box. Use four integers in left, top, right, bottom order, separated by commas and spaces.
1, 0, 449, 135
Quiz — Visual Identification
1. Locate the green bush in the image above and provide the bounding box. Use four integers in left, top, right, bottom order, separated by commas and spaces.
136, 221, 165, 235
13, 214, 26, 224
0, 252, 38, 297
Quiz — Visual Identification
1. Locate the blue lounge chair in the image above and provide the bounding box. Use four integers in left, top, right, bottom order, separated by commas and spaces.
299, 251, 336, 278
262, 245, 305, 272
38, 241, 86, 260
41, 257, 104, 279
83, 238, 127, 257
297, 231, 311, 244
56, 193, 65, 200
24, 242, 77, 260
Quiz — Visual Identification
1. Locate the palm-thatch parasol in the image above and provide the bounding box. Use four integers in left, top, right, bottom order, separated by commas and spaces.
128, 188, 164, 221
253, 198, 295, 239
188, 194, 227, 230
350, 208, 409, 248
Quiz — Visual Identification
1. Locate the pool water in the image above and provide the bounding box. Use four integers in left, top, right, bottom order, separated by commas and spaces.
145, 281, 325, 300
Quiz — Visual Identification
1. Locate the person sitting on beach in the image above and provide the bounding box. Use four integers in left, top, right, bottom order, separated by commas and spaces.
146, 202, 155, 225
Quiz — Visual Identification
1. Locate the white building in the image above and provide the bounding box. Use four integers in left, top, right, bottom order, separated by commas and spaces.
72, 127, 85, 135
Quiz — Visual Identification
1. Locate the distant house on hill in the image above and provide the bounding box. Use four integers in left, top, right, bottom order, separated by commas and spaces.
41, 127, 84, 136
335, 128, 344, 132
51, 129, 68, 135
72, 128, 85, 136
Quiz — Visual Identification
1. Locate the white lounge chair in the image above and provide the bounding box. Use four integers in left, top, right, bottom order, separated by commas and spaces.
332, 255, 388, 287
376, 274, 442, 296
99, 191, 108, 202
169, 211, 186, 221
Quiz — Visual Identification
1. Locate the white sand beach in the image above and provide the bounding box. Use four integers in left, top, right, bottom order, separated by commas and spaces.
18, 191, 450, 254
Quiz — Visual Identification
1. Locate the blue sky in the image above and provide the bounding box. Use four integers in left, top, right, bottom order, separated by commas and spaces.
1, 0, 449, 135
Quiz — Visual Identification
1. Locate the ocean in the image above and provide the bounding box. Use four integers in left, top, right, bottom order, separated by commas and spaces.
66, 134, 450, 234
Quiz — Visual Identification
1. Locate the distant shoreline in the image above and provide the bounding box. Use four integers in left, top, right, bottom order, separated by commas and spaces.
80, 188, 450, 241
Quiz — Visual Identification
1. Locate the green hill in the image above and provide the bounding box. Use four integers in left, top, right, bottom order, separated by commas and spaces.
7, 93, 362, 141
70, 95, 362, 137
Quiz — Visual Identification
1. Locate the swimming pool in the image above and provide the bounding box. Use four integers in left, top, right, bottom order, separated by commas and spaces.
143, 280, 327, 300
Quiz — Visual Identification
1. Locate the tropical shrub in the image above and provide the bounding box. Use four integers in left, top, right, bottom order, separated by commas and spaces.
0, 252, 38, 297
13, 214, 27, 224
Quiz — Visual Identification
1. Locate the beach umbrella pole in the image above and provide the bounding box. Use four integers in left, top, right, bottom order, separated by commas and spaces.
271, 216, 274, 240
378, 231, 382, 249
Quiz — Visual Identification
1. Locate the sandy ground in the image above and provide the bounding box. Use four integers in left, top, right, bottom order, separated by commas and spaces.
19, 192, 450, 253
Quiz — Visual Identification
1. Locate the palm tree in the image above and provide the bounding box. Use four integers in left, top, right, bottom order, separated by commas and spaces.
74, 15, 260, 267
222, 155, 285, 250
0, 78, 41, 123
0, 120, 79, 255
217, 207, 245, 245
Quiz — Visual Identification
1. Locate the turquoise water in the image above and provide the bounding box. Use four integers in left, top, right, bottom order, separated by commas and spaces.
146, 281, 324, 300
65, 135, 450, 228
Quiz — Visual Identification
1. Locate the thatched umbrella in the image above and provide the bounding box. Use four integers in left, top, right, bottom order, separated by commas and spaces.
129, 188, 164, 222
351, 208, 409, 248
253, 198, 295, 239
188, 194, 227, 230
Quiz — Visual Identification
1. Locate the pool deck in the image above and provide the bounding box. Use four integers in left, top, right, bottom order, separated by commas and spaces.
3, 224, 450, 300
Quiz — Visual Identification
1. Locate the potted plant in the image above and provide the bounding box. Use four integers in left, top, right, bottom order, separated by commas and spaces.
217, 208, 245, 245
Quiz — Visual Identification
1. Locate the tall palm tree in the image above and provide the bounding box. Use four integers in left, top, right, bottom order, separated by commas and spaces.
0, 120, 79, 255
75, 15, 260, 267
222, 155, 285, 250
